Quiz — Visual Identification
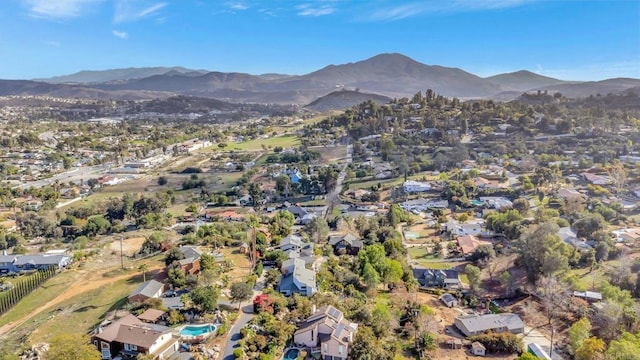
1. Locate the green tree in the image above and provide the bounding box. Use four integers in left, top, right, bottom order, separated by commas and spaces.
569, 317, 592, 354
165, 247, 185, 266
190, 285, 220, 312
157, 176, 168, 186
465, 264, 482, 295
575, 337, 605, 360
83, 215, 111, 237
499, 271, 514, 297
138, 263, 149, 283
200, 253, 216, 271
304, 216, 329, 243
167, 268, 186, 288
606, 332, 640, 360
362, 263, 380, 289
229, 281, 253, 309
516, 353, 539, 360
46, 333, 100, 360
416, 332, 437, 357
381, 258, 403, 289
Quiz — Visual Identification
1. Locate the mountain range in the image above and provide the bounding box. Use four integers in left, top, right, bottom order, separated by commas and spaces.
0, 53, 637, 105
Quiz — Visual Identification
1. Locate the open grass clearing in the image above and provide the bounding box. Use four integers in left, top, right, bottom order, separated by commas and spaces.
210, 135, 300, 152
219, 247, 252, 282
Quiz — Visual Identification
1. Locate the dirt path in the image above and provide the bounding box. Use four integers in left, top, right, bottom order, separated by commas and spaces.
0, 265, 162, 338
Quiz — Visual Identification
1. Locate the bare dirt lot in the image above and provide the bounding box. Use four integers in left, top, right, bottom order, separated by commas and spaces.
108, 237, 146, 256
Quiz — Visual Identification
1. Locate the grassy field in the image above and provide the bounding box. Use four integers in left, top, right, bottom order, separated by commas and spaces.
347, 177, 403, 190
0, 270, 80, 328
222, 135, 300, 152
407, 247, 457, 270
27, 275, 139, 343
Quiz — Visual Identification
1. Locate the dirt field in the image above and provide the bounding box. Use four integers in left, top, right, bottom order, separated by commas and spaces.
108, 237, 146, 256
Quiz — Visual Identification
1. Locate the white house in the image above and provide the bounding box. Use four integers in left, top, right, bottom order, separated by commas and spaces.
403, 180, 432, 193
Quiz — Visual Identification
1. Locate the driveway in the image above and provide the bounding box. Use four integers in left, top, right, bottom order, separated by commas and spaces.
523, 326, 566, 360
221, 303, 255, 360
221, 271, 267, 360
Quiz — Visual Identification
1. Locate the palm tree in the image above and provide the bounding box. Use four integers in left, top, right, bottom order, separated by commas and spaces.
138, 263, 149, 282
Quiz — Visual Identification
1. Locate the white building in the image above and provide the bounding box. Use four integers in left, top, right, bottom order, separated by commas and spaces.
403, 180, 432, 193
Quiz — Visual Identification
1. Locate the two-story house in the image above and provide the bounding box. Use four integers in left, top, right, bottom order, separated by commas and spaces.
92, 314, 179, 360
328, 234, 363, 255
294, 305, 358, 360
412, 267, 461, 289
276, 258, 316, 297
280, 235, 315, 264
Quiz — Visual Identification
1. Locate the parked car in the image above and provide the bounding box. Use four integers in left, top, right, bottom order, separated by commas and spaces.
163, 290, 178, 297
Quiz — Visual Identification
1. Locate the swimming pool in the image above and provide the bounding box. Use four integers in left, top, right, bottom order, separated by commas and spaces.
180, 324, 218, 337
283, 348, 299, 360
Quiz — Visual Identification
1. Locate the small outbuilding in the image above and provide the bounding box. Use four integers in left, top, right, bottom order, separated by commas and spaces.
440, 293, 458, 308
471, 341, 486, 356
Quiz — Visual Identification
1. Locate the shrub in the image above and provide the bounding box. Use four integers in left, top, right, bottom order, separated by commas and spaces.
233, 349, 243, 359
469, 332, 523, 354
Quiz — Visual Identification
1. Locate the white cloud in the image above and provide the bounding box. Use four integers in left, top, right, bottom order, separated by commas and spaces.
112, 30, 128, 39
362, 0, 535, 21
44, 40, 61, 47
296, 3, 335, 17
229, 3, 248, 10
23, 0, 104, 19
114, 0, 167, 23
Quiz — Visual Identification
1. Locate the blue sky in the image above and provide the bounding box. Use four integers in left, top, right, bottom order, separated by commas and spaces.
1, 0, 638, 80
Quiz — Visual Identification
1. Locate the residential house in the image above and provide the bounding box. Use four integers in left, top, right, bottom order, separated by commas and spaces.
454, 313, 525, 337
457, 235, 489, 256
176, 246, 202, 276
557, 188, 584, 199
0, 254, 72, 274
293, 305, 358, 360
479, 197, 513, 210
573, 291, 603, 303
403, 180, 432, 193
287, 206, 309, 220
280, 235, 315, 264
445, 220, 487, 237
581, 172, 610, 185
92, 314, 179, 360
440, 293, 458, 308
277, 258, 317, 297
558, 227, 591, 249
128, 280, 165, 303
328, 234, 364, 255
471, 342, 486, 356
401, 199, 449, 212
413, 268, 461, 289
280, 235, 304, 252
611, 228, 640, 243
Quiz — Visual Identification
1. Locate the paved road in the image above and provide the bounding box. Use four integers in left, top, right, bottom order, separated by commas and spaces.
221, 303, 255, 360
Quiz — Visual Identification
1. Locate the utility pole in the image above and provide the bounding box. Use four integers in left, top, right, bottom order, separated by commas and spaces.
120, 236, 124, 270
